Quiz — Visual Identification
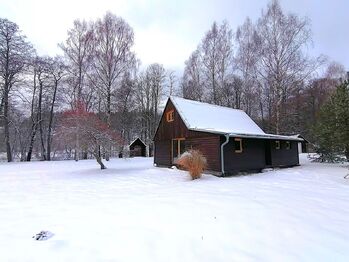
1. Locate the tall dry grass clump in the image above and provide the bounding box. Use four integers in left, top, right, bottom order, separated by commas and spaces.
176, 149, 207, 180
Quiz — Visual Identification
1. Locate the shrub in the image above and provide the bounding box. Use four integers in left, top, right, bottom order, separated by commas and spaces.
176, 149, 207, 180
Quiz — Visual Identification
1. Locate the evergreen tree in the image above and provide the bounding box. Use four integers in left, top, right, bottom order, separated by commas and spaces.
335, 80, 349, 160
313, 80, 349, 162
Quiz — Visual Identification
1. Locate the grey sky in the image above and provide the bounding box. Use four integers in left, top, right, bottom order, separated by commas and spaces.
0, 0, 348, 72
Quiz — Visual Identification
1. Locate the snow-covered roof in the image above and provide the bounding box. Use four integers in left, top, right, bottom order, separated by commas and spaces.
288, 134, 309, 143
129, 138, 147, 147
169, 96, 302, 141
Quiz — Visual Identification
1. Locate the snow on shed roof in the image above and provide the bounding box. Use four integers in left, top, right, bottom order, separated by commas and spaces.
129, 137, 146, 147
169, 96, 302, 141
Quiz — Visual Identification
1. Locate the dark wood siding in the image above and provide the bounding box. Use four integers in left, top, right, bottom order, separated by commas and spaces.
154, 100, 217, 141
185, 135, 221, 172
155, 100, 189, 141
222, 137, 266, 173
154, 100, 221, 171
270, 140, 299, 166
154, 140, 171, 166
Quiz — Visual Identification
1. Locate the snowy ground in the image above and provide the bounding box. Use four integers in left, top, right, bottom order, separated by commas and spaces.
0, 155, 348, 262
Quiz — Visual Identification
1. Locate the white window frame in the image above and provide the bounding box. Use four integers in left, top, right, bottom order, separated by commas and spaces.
234, 138, 243, 153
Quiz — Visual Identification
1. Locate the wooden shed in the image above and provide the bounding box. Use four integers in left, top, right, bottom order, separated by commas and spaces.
154, 97, 302, 176
129, 138, 147, 157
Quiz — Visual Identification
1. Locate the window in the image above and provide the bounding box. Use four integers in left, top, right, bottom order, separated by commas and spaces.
275, 141, 280, 150
285, 141, 291, 150
172, 138, 185, 162
234, 138, 243, 153
166, 110, 174, 122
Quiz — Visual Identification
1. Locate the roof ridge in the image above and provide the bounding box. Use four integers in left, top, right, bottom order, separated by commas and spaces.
170, 96, 246, 114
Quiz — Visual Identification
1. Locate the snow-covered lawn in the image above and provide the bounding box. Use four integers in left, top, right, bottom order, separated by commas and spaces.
0, 155, 348, 261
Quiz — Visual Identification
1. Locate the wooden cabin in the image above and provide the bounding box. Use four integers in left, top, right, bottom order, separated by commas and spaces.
129, 138, 147, 157
154, 97, 302, 176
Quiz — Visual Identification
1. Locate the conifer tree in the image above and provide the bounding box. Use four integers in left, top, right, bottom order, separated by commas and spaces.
313, 80, 349, 162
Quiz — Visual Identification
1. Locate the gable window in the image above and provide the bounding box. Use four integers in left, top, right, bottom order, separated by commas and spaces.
234, 138, 243, 153
275, 141, 280, 150
285, 141, 291, 150
166, 110, 174, 122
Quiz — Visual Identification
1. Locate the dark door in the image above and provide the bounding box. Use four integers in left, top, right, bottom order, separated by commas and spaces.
265, 140, 272, 166
134, 145, 142, 156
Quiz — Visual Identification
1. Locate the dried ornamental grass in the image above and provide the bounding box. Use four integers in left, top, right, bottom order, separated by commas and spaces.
177, 150, 207, 180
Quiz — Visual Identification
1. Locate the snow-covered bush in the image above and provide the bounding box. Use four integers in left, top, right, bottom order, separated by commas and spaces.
177, 149, 207, 180
309, 151, 347, 163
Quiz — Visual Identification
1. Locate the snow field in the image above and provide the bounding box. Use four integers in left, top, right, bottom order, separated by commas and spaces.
0, 154, 348, 261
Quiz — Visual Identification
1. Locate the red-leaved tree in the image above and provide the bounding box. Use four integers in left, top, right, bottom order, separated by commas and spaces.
56, 101, 122, 169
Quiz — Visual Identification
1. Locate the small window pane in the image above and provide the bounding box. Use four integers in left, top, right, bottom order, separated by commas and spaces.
179, 140, 186, 155
166, 110, 174, 122
172, 140, 178, 158
234, 138, 242, 153
275, 141, 280, 149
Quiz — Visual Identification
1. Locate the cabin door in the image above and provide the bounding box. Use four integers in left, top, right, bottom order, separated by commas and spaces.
172, 138, 185, 164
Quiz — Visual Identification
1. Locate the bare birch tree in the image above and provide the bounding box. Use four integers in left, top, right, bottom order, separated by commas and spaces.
46, 56, 66, 160
235, 17, 260, 116
182, 50, 205, 101
59, 19, 94, 160
92, 12, 136, 160
59, 20, 94, 104
166, 70, 177, 96
255, 0, 324, 133
26, 56, 51, 161
0, 18, 33, 162
201, 21, 233, 105
135, 64, 166, 153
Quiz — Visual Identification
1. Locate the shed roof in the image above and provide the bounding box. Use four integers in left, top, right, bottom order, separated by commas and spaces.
129, 138, 146, 147
169, 96, 302, 141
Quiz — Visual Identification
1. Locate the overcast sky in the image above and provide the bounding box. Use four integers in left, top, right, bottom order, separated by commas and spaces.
0, 0, 348, 72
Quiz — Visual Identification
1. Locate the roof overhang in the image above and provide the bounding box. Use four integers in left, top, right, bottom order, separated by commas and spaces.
229, 133, 304, 141
188, 128, 303, 141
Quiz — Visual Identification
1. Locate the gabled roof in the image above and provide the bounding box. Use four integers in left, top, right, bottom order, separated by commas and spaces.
169, 96, 302, 141
129, 138, 146, 147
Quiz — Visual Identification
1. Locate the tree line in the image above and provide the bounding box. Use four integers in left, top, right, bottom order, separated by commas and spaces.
181, 0, 347, 140
0, 12, 176, 163
1, 0, 348, 163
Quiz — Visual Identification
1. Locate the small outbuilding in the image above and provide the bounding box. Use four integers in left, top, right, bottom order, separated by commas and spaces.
153, 96, 303, 176
129, 138, 147, 157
